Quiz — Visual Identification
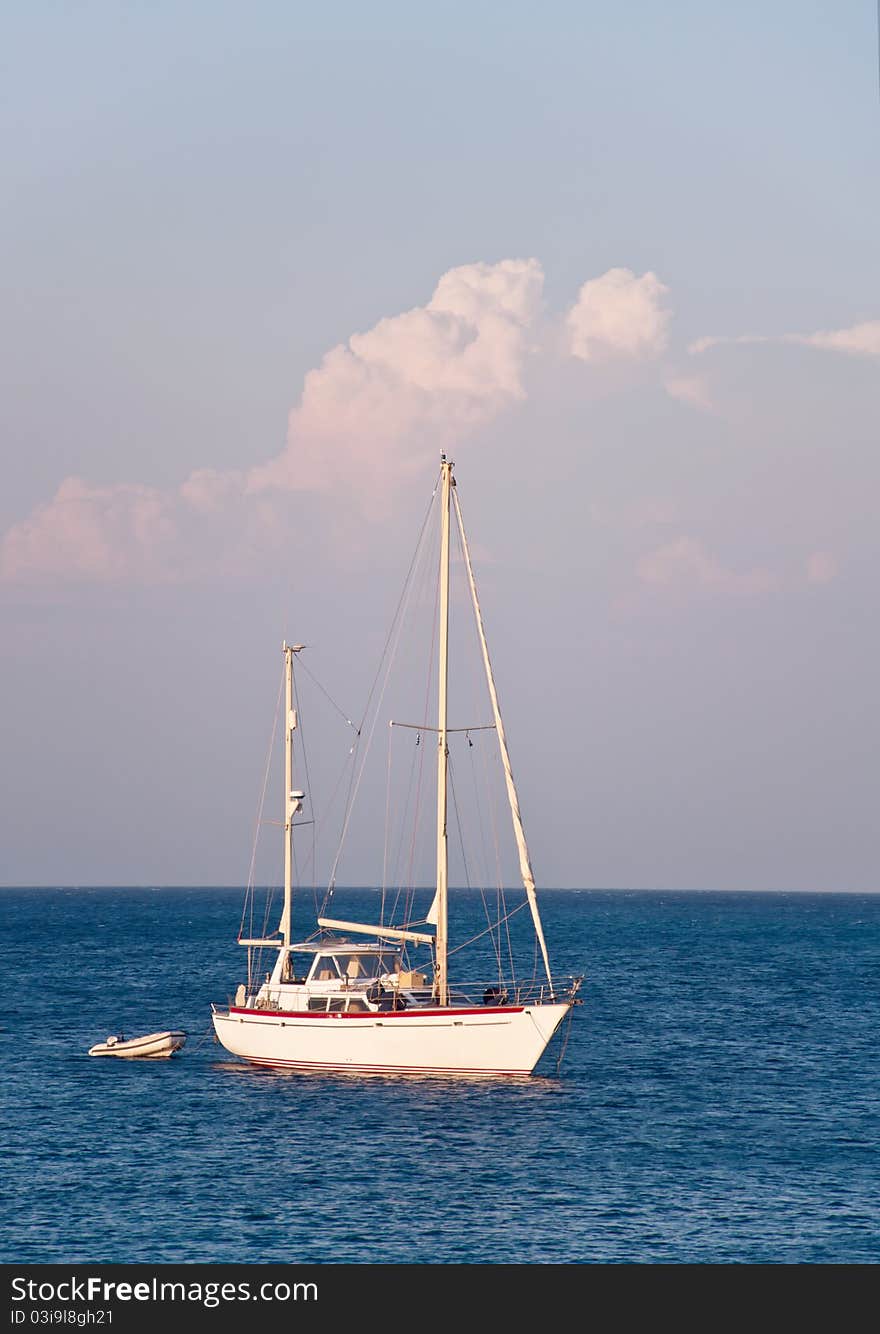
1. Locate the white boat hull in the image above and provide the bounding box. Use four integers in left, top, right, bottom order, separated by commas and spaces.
88, 1030, 187, 1059
212, 1003, 570, 1076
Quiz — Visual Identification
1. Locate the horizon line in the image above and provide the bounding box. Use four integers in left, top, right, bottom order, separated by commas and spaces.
0, 883, 876, 894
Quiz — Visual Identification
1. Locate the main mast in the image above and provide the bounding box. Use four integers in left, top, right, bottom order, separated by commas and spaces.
434, 456, 453, 1005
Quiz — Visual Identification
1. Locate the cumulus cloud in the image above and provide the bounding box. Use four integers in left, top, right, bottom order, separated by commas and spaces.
637, 537, 773, 596
0, 472, 291, 584
566, 268, 670, 362
0, 478, 178, 584
690, 320, 880, 361
2, 256, 683, 586
1, 259, 546, 584
247, 258, 544, 495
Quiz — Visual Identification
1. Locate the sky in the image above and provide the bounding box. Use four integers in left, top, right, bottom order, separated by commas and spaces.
1, 0, 878, 890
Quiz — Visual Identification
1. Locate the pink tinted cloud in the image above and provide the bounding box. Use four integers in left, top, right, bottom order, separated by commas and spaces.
0, 471, 289, 585
637, 536, 774, 596
247, 258, 545, 496
690, 320, 880, 361
566, 268, 671, 362
1, 259, 545, 584
0, 478, 177, 584
1, 257, 685, 586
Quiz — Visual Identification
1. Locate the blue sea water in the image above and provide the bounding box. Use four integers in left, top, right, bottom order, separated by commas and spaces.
1, 887, 878, 1265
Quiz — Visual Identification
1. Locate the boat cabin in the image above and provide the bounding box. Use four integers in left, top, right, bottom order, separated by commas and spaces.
292, 943, 401, 986
241, 937, 430, 1014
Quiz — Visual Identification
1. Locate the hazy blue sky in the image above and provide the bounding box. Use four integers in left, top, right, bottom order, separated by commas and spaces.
1, 1, 878, 890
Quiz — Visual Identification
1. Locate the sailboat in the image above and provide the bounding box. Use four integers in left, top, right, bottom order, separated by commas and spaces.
211, 456, 582, 1076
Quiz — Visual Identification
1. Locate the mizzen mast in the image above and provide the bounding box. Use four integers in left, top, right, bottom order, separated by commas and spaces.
279, 641, 305, 948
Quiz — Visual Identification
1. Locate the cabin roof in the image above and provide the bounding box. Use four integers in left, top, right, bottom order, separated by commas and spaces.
289, 938, 402, 954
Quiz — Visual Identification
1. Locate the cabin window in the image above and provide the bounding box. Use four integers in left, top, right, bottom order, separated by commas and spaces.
334, 952, 396, 980
307, 997, 329, 1011
327, 997, 346, 1012
346, 997, 369, 1013
312, 956, 341, 982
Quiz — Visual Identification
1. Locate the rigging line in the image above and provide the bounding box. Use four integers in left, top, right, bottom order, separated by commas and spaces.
291, 664, 319, 919
260, 879, 277, 941
399, 519, 440, 927
447, 899, 529, 957
387, 723, 423, 927
187, 1024, 217, 1055
320, 731, 361, 915
474, 657, 515, 978
476, 688, 511, 971
406, 518, 441, 924
390, 722, 495, 733
466, 736, 504, 979
259, 819, 315, 829
314, 663, 372, 916
253, 881, 278, 986
502, 876, 516, 982
450, 743, 497, 966
240, 663, 285, 945
448, 745, 503, 981
295, 655, 359, 734
355, 471, 442, 737
311, 738, 358, 886
456, 520, 505, 975
291, 819, 304, 939
324, 476, 441, 903
465, 545, 505, 910
453, 484, 551, 987
447, 755, 471, 891
380, 720, 394, 924
386, 480, 439, 924
393, 541, 441, 912
381, 484, 441, 928
456, 518, 505, 981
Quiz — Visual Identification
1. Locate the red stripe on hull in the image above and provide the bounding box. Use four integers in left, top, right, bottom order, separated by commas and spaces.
227, 1004, 525, 1020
